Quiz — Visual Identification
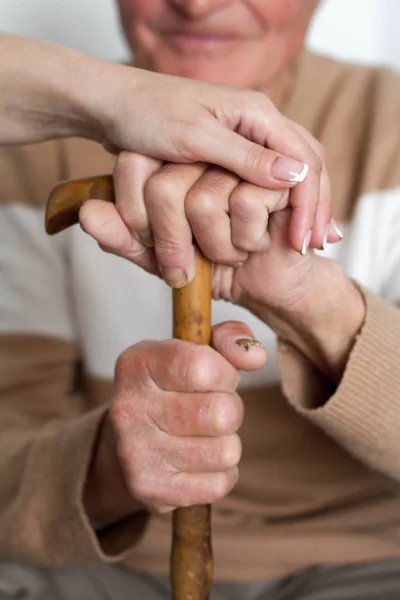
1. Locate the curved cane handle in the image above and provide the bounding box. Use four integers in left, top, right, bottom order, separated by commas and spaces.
45, 175, 114, 235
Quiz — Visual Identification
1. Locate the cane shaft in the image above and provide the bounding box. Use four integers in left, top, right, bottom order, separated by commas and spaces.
172, 249, 213, 600
46, 176, 214, 599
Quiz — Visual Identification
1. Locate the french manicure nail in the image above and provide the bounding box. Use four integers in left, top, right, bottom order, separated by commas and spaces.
235, 338, 264, 351
272, 157, 309, 183
331, 219, 344, 239
161, 268, 187, 289
301, 230, 312, 256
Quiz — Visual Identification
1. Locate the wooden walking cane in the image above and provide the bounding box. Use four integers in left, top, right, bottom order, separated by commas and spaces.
46, 174, 213, 600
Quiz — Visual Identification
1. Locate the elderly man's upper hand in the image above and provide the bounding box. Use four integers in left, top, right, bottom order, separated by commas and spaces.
80, 112, 341, 311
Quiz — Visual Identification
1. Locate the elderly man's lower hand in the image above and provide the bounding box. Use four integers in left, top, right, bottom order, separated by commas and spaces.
79, 112, 341, 283
86, 321, 266, 520
79, 136, 341, 314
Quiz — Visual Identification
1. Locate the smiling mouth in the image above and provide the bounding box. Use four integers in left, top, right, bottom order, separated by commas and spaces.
163, 31, 241, 53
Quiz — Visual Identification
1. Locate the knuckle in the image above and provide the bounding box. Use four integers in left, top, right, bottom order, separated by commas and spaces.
247, 89, 271, 110
114, 347, 137, 382
218, 434, 242, 469
212, 470, 238, 501
186, 189, 219, 222
111, 396, 144, 435
132, 473, 156, 503
168, 338, 188, 368
306, 150, 323, 173
145, 173, 180, 207
230, 193, 260, 223
110, 401, 131, 430
125, 455, 163, 501
187, 347, 218, 390
179, 477, 213, 507
113, 154, 131, 181
213, 394, 243, 435
114, 151, 146, 173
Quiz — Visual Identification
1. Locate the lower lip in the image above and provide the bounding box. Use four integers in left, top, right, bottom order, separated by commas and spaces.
166, 33, 238, 52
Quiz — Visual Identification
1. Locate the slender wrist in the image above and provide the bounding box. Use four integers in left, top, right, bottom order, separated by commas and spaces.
0, 34, 110, 144
248, 256, 366, 380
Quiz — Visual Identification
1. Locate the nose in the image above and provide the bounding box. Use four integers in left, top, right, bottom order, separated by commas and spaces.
168, 0, 231, 18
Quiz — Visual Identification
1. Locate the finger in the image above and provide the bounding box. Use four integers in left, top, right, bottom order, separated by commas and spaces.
229, 120, 319, 254
236, 109, 322, 253
230, 184, 290, 252
145, 162, 207, 287
79, 199, 158, 274
194, 120, 309, 191
161, 433, 242, 473
326, 218, 344, 244
185, 166, 248, 264
150, 391, 244, 437
198, 99, 328, 251
113, 151, 162, 247
290, 122, 332, 250
229, 185, 269, 252
138, 467, 239, 511
309, 163, 331, 250
121, 339, 240, 394
212, 321, 267, 371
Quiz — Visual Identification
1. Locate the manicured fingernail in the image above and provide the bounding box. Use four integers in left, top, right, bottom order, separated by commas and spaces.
272, 157, 309, 183
301, 230, 312, 256
331, 219, 343, 239
235, 338, 264, 351
138, 232, 154, 248
161, 267, 187, 289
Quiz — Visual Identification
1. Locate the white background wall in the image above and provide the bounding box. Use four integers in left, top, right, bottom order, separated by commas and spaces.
0, 0, 399, 70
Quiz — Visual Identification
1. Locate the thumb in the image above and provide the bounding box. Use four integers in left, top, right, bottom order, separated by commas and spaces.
79, 199, 158, 274
212, 321, 267, 372
196, 124, 308, 190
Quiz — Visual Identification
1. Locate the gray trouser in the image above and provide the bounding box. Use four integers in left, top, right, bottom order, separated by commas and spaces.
0, 559, 399, 600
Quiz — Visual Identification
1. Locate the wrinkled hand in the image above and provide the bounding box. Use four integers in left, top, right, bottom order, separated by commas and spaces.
80, 121, 341, 309
109, 322, 266, 513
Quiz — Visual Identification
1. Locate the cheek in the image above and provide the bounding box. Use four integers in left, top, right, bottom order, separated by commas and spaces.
118, 0, 164, 53
250, 0, 317, 27
118, 0, 162, 21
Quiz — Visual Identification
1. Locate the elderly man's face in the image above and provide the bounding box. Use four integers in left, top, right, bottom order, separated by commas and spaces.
117, 0, 319, 90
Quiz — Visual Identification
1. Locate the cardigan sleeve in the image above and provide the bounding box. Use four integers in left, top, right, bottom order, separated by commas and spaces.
0, 145, 148, 566
278, 185, 400, 482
